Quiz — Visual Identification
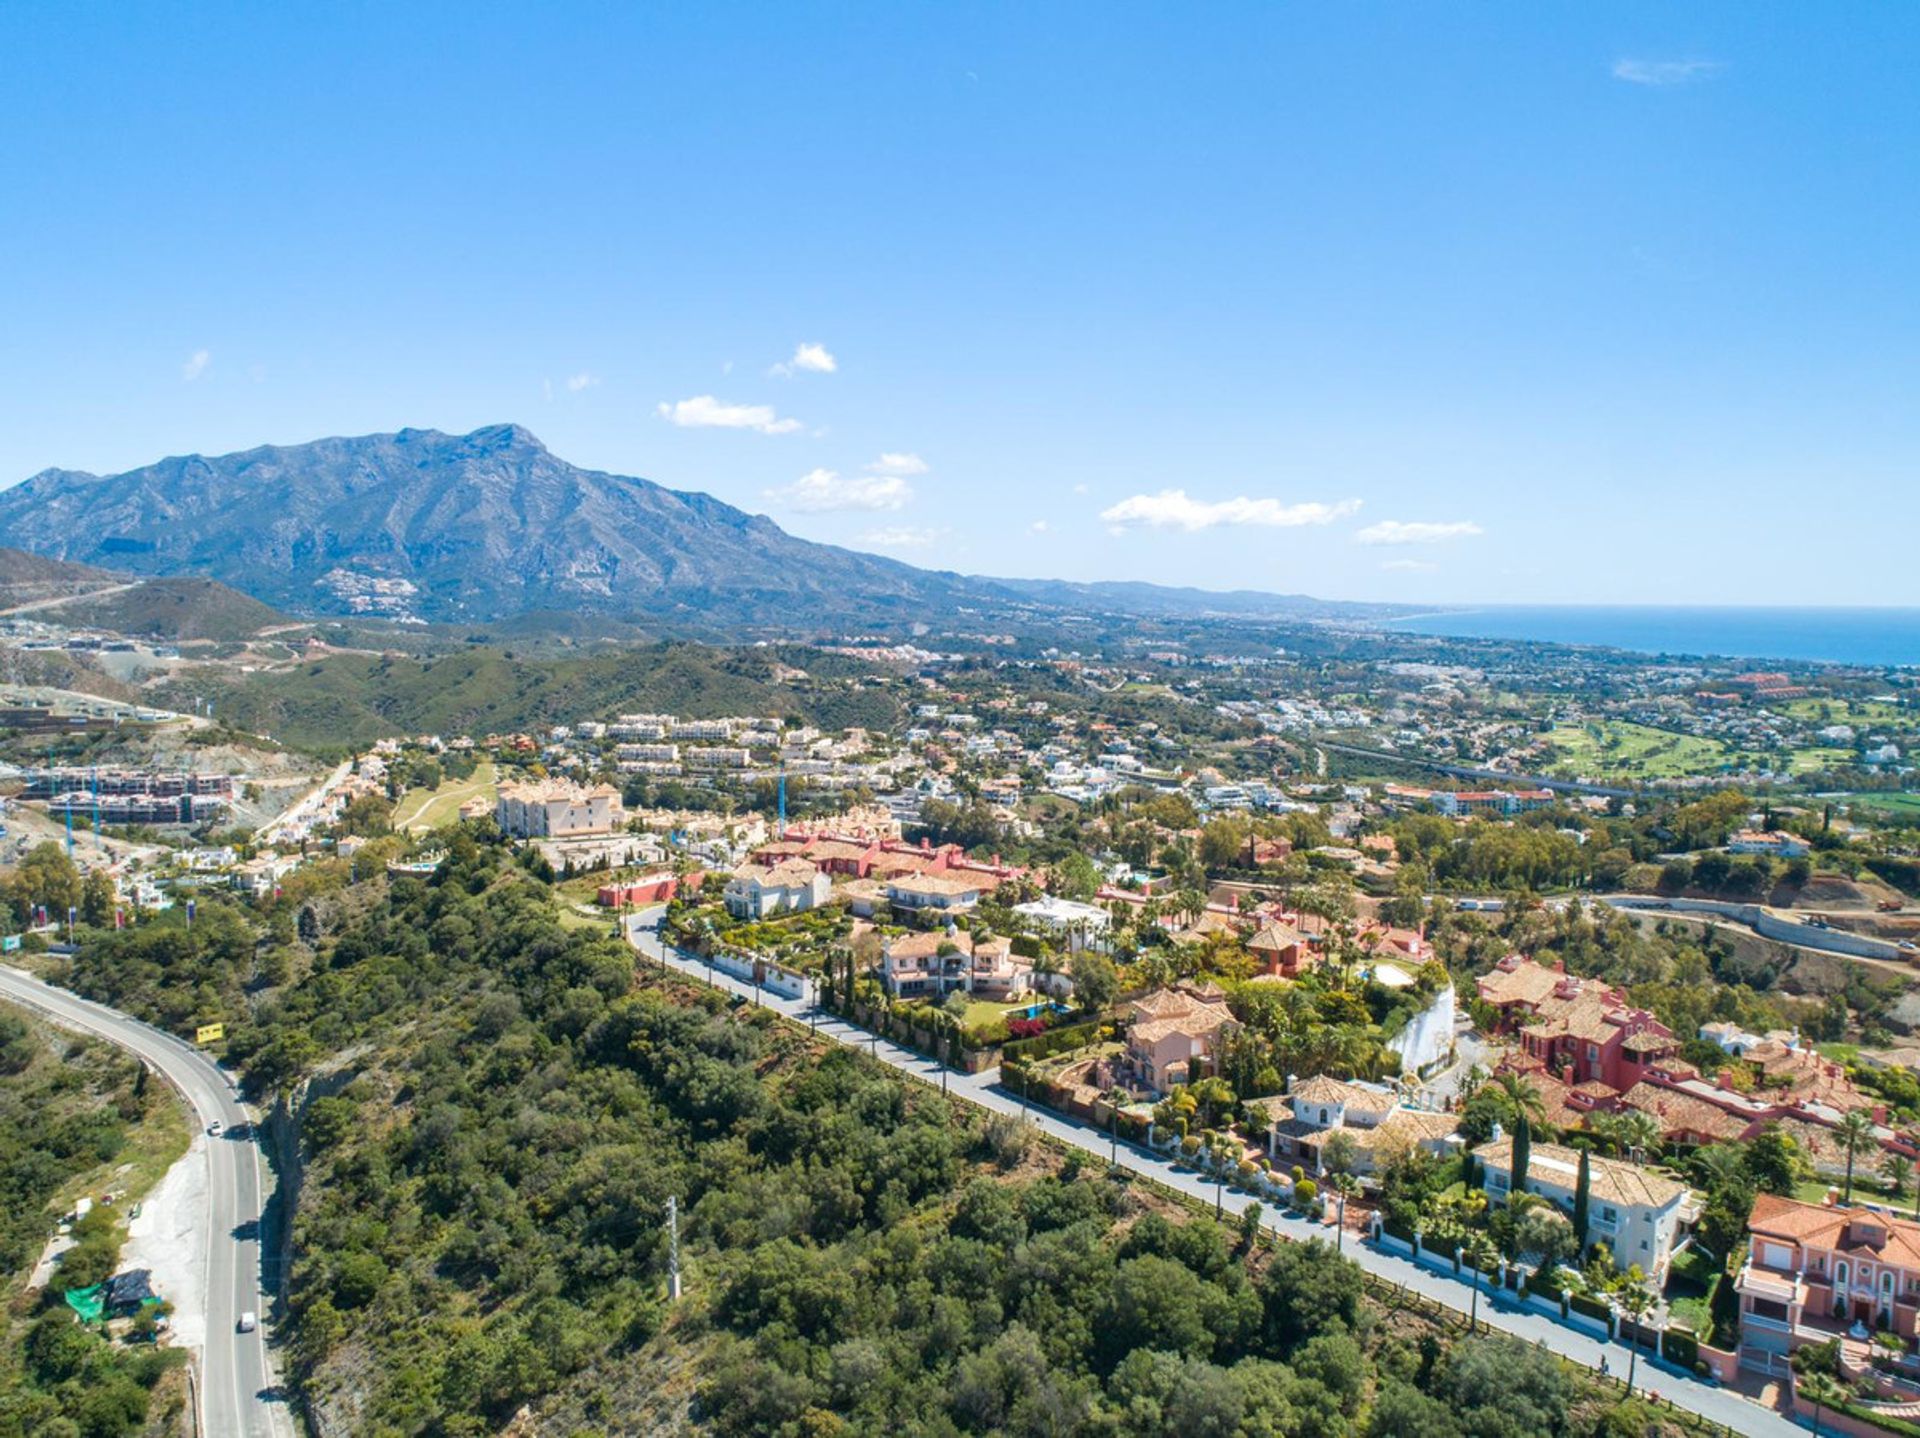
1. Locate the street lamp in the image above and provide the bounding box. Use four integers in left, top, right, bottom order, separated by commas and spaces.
1109, 1105, 1119, 1169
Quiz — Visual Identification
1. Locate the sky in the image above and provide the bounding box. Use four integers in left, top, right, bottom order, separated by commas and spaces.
2, 3, 1917, 606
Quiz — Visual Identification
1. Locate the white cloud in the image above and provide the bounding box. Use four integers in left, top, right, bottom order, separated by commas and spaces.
657, 395, 804, 435
1072, 483, 1090, 495
1355, 519, 1483, 546
1030, 519, 1050, 533
1099, 489, 1362, 533
1612, 58, 1724, 86
770, 341, 838, 377
181, 349, 211, 382
857, 525, 939, 549
565, 372, 599, 392
1380, 558, 1437, 572
866, 451, 928, 477
765, 467, 914, 512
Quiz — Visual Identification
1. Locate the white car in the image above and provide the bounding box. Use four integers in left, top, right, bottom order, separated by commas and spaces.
206, 1120, 223, 1137
237, 1311, 257, 1333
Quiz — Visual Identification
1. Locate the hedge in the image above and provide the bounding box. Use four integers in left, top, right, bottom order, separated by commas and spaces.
1381, 1214, 1417, 1246
1835, 1401, 1920, 1438
1661, 1328, 1699, 1369
1569, 1291, 1613, 1324
1002, 1019, 1111, 1062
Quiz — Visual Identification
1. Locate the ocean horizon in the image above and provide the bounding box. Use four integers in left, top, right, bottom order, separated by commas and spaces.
1381, 605, 1920, 669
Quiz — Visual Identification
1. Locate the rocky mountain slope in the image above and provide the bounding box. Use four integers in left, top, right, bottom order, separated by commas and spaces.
0, 425, 1006, 630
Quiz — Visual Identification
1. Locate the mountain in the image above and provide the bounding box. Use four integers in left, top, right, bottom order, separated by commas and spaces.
0, 546, 121, 608
0, 425, 1006, 630
984, 576, 1397, 622
0, 424, 1391, 634
50, 576, 289, 641
0, 546, 285, 639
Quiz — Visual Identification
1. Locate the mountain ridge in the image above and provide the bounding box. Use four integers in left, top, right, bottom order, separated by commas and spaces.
0, 425, 1384, 632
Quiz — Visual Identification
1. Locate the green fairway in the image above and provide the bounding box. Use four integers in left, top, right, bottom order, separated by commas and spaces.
1543, 721, 1731, 781
394, 761, 498, 831
1845, 792, 1920, 819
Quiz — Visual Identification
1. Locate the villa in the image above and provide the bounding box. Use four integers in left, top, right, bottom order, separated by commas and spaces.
1473, 1136, 1694, 1281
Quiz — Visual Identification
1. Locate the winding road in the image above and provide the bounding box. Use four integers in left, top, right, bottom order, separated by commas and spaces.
625, 907, 1802, 1437
0, 965, 291, 1438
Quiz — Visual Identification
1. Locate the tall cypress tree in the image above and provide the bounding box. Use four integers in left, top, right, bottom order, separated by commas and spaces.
1571, 1146, 1591, 1252
1511, 1111, 1532, 1201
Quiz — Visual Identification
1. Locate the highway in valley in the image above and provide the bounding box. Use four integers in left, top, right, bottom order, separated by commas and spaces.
0, 965, 291, 1438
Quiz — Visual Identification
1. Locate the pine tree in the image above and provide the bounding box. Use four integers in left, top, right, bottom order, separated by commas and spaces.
1571, 1146, 1591, 1252
1511, 1111, 1532, 1200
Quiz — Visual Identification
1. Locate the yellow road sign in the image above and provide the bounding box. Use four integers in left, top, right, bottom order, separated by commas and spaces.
194, 1023, 225, 1044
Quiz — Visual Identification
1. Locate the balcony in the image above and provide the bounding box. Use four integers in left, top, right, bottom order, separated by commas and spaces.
1738, 1263, 1803, 1307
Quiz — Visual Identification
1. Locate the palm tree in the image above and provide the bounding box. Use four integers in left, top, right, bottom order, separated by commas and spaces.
1798, 1370, 1843, 1437
1493, 1072, 1546, 1128
1463, 1231, 1497, 1334
1597, 1105, 1674, 1159
1617, 1277, 1656, 1396
1885, 1154, 1916, 1219
1689, 1142, 1746, 1192
1838, 1109, 1876, 1205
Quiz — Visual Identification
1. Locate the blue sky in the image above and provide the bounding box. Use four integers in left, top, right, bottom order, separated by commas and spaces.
2, 3, 1916, 604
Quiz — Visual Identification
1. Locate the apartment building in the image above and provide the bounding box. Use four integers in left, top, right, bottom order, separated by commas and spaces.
494, 780, 624, 839
1476, 955, 1678, 1091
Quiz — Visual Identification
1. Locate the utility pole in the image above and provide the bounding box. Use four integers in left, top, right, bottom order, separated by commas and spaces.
666, 1196, 682, 1302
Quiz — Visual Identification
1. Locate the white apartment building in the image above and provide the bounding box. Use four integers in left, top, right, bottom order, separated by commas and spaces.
495, 781, 624, 839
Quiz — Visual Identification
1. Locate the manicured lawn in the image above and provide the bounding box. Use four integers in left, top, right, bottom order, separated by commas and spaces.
1780, 698, 1917, 731
1787, 746, 1857, 774
1543, 722, 1731, 781
394, 761, 498, 831
956, 998, 1028, 1029
1846, 792, 1920, 819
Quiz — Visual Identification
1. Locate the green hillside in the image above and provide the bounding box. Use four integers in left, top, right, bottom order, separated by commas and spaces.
56, 577, 288, 641
156, 642, 901, 752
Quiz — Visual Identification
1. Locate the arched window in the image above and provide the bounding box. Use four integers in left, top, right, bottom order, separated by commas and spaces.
1836, 1261, 1850, 1288
1884, 1271, 1896, 1297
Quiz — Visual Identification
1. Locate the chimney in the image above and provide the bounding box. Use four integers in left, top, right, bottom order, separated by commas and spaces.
1717, 1069, 1734, 1091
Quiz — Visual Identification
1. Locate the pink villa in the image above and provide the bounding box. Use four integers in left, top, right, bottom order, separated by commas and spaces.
1735, 1194, 1920, 1378
1476, 955, 1678, 1091
1120, 983, 1237, 1095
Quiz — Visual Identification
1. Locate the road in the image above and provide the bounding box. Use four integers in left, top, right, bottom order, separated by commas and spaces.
260, 759, 353, 845
626, 908, 1801, 1437
0, 965, 292, 1438
0, 580, 142, 617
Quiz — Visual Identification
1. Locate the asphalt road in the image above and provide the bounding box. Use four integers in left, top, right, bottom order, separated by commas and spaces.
0, 964, 291, 1438
625, 908, 1803, 1438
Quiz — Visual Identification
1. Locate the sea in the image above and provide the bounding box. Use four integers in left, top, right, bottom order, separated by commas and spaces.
1381, 606, 1920, 669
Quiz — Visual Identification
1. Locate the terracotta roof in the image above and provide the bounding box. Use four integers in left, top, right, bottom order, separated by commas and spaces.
1475, 1137, 1689, 1210
1248, 921, 1305, 953
887, 873, 985, 897
1615, 1082, 1750, 1142
1748, 1193, 1920, 1271
1291, 1075, 1390, 1111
